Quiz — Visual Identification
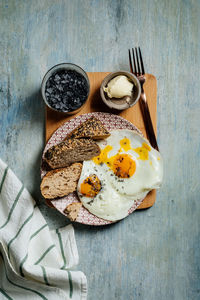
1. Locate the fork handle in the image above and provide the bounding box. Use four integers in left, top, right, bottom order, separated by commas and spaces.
139, 91, 159, 151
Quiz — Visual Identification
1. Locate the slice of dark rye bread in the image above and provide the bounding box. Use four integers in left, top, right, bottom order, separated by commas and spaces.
44, 138, 100, 169
66, 117, 110, 140
40, 163, 82, 199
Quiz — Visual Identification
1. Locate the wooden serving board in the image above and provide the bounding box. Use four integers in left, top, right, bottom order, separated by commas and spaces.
45, 72, 157, 209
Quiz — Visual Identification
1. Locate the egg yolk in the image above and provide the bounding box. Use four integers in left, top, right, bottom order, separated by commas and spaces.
93, 141, 136, 178
112, 154, 136, 178
92, 138, 151, 178
119, 137, 132, 152
80, 174, 101, 197
93, 145, 113, 165
133, 142, 151, 160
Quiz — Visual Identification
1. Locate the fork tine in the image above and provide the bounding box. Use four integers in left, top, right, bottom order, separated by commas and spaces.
139, 47, 145, 75
132, 48, 137, 74
135, 47, 141, 75
128, 49, 133, 74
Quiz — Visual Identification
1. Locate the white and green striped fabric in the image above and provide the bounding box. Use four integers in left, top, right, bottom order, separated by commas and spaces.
0, 159, 87, 300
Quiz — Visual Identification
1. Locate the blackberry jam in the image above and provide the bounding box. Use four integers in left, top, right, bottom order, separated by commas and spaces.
45, 69, 89, 112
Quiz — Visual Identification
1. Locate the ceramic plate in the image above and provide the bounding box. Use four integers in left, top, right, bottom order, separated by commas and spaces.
41, 112, 146, 225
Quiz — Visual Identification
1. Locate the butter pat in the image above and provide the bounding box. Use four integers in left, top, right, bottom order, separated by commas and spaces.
103, 75, 133, 98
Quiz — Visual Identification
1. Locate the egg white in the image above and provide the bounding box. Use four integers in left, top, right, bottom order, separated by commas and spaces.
77, 161, 147, 221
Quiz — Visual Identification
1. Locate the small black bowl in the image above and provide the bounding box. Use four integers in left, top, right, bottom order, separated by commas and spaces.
41, 63, 90, 115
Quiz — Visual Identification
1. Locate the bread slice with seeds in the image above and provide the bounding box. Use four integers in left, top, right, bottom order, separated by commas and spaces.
64, 202, 82, 221
44, 138, 100, 169
66, 117, 110, 140
40, 163, 82, 199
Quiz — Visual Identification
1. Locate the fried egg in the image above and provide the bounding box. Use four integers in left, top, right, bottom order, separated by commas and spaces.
93, 130, 163, 196
77, 129, 163, 221
77, 161, 147, 221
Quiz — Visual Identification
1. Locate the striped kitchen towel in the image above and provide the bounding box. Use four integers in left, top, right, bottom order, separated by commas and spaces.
0, 159, 87, 300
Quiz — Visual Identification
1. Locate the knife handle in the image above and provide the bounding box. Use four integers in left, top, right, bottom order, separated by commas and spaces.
139, 92, 159, 151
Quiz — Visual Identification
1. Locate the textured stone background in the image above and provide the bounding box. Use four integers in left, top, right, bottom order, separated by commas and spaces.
0, 1, 199, 299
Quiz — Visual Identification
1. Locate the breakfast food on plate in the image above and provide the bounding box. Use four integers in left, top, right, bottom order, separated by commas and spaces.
41, 163, 82, 199
64, 202, 82, 221
67, 117, 110, 140
44, 138, 100, 169
103, 75, 134, 98
77, 129, 163, 221
42, 114, 163, 224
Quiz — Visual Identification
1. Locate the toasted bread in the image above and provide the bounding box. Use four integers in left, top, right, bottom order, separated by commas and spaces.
64, 202, 82, 221
40, 163, 82, 199
44, 138, 100, 169
66, 117, 110, 140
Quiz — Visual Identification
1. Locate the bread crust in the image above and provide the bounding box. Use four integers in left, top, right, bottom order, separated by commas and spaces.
44, 138, 100, 169
64, 202, 82, 221
66, 117, 110, 140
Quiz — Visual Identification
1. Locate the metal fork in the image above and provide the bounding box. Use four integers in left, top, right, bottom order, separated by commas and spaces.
129, 47, 159, 151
